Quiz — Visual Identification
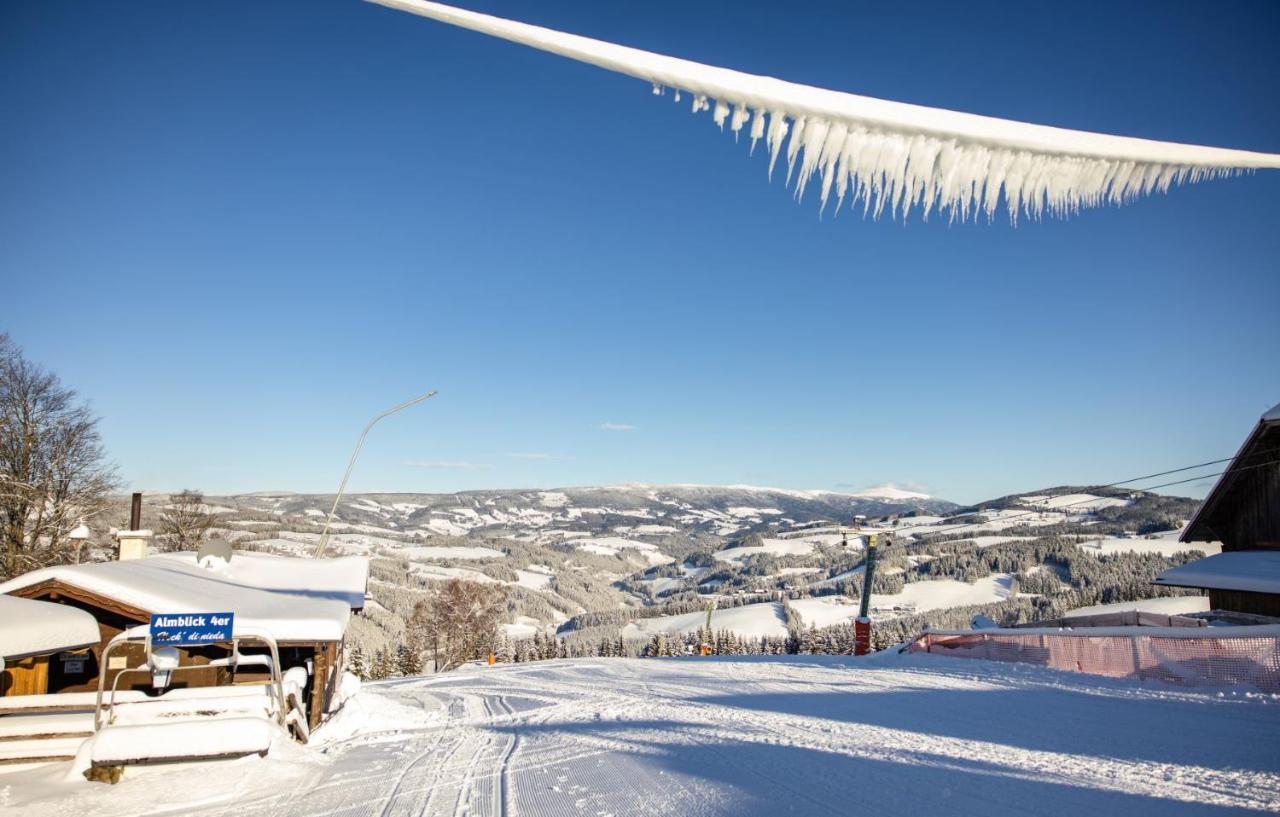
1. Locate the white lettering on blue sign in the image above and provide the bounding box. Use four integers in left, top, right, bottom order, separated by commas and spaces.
149, 612, 235, 646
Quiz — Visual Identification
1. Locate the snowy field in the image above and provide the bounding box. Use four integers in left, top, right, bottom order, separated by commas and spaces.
1077, 530, 1221, 558
1066, 596, 1211, 617
621, 601, 789, 641
7, 653, 1278, 816
870, 574, 1015, 614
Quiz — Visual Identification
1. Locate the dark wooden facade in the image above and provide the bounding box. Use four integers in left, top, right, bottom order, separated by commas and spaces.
1209, 588, 1280, 619
1182, 407, 1280, 552
4, 580, 342, 728
1174, 404, 1280, 617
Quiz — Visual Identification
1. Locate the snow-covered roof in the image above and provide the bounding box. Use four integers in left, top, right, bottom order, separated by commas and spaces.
0, 554, 360, 642
0, 595, 100, 660
151, 551, 369, 609
1153, 551, 1280, 595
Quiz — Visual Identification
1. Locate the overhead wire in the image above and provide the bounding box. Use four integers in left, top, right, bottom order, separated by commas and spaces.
851, 456, 1277, 542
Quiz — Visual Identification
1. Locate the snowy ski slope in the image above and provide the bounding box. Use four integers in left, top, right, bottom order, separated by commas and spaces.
7, 653, 1279, 816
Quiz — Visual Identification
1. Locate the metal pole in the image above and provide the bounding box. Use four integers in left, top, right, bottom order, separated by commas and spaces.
857, 533, 878, 620
855, 532, 879, 655
313, 390, 438, 558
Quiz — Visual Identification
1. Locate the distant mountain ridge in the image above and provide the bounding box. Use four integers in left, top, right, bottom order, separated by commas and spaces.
203, 483, 958, 541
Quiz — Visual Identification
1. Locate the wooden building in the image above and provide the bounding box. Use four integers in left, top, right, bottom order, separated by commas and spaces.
1154, 402, 1280, 618
0, 595, 100, 697
0, 552, 368, 729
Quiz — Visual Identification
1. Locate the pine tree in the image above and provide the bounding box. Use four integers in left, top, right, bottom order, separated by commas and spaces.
494, 632, 515, 664
396, 644, 423, 677
801, 626, 819, 655
349, 643, 369, 680
369, 648, 394, 680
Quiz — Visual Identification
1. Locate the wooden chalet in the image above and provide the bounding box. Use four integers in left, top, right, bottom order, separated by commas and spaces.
0, 552, 368, 729
1154, 402, 1280, 618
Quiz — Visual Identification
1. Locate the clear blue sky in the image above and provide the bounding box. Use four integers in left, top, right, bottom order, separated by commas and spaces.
3, 0, 1277, 505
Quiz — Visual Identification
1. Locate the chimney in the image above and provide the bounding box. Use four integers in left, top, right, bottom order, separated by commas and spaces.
130, 492, 142, 530
116, 491, 152, 561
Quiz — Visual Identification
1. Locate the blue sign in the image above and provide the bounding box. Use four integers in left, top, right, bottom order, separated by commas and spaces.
149, 612, 234, 646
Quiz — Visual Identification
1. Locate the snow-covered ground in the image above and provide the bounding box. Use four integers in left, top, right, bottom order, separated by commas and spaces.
1021, 493, 1130, 511
1077, 530, 1221, 558
396, 545, 505, 560
789, 595, 860, 628
1065, 596, 1211, 617
8, 653, 1278, 816
573, 537, 672, 566
621, 602, 789, 641
714, 537, 820, 563
870, 574, 1015, 614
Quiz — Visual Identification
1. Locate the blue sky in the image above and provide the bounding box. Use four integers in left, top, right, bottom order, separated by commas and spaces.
3, 0, 1277, 505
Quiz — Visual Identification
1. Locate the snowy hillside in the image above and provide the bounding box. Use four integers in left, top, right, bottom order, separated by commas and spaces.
209, 483, 954, 542
9, 653, 1278, 816
116, 484, 1210, 656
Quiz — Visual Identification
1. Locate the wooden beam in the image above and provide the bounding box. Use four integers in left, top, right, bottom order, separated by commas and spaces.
8, 581, 151, 623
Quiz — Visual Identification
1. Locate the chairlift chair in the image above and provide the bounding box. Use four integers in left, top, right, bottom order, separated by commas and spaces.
81, 626, 308, 780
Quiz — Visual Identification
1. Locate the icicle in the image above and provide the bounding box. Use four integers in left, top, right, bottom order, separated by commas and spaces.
765, 111, 788, 180
373, 0, 1280, 223
712, 99, 730, 130
730, 103, 750, 142
748, 108, 766, 155
784, 116, 808, 187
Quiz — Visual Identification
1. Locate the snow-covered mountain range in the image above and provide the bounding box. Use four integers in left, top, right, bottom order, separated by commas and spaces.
197, 482, 955, 542
117, 483, 1209, 658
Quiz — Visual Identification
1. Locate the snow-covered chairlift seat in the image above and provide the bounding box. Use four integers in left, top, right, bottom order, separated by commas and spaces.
84, 626, 305, 776
78, 716, 276, 769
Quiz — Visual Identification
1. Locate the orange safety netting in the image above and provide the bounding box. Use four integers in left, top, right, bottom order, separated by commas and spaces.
908, 629, 1280, 693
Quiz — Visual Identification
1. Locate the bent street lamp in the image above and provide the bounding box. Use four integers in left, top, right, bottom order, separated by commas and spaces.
313, 390, 438, 558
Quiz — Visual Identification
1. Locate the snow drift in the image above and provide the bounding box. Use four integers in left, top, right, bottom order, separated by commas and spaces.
370, 0, 1280, 222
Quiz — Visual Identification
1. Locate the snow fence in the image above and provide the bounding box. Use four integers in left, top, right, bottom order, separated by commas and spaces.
908, 625, 1280, 693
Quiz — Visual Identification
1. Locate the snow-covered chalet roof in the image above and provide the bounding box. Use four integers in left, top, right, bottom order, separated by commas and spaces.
0, 595, 100, 660
151, 551, 369, 609
1153, 550, 1280, 596
0, 554, 362, 643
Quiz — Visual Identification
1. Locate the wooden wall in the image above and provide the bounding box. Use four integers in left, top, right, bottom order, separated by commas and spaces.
0, 656, 49, 696
1209, 588, 1280, 619
1210, 425, 1280, 552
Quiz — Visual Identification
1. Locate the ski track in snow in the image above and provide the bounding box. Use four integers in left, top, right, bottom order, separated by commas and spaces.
8, 654, 1280, 816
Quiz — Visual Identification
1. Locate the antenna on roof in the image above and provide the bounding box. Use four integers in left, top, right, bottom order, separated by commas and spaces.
313, 390, 438, 558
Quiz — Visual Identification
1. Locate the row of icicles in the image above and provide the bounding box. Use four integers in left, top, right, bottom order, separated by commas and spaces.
653, 83, 1230, 224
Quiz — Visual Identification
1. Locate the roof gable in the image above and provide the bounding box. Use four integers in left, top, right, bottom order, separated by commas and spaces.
1182, 405, 1280, 547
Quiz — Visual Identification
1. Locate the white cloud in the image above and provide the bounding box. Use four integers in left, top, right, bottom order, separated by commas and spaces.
599, 422, 636, 432
401, 460, 487, 471
506, 452, 572, 461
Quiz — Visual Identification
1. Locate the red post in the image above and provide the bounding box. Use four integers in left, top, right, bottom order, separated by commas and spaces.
854, 616, 871, 656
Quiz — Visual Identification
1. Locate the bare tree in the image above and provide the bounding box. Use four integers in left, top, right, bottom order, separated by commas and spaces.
0, 334, 118, 579
158, 489, 213, 551
410, 579, 505, 672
